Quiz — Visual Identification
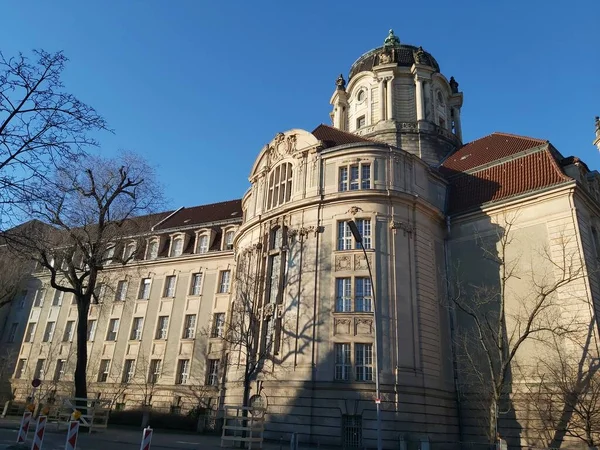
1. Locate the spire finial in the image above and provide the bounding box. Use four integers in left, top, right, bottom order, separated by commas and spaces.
383, 29, 400, 48
335, 73, 346, 91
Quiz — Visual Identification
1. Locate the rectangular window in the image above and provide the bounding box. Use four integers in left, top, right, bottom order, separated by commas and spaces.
170, 238, 183, 257
361, 164, 371, 189
130, 317, 143, 340
183, 314, 196, 339
337, 219, 371, 250
355, 278, 373, 312
163, 276, 176, 298
34, 359, 45, 380
355, 344, 373, 382
224, 231, 234, 250
54, 359, 66, 381
335, 278, 352, 312
33, 289, 45, 307
17, 290, 28, 309
211, 313, 225, 338
43, 322, 55, 342
356, 115, 366, 129
339, 167, 349, 191
206, 359, 220, 386
94, 283, 105, 303
218, 270, 231, 293
52, 290, 64, 306
176, 359, 190, 385
87, 320, 97, 341
15, 359, 26, 379
335, 343, 351, 381
98, 359, 110, 382
147, 241, 159, 260
350, 165, 359, 190
25, 322, 36, 342
7, 323, 18, 343
106, 319, 119, 341
122, 359, 135, 383
138, 278, 151, 300
338, 163, 371, 192
190, 273, 203, 296
155, 316, 169, 340
197, 235, 209, 254
115, 280, 128, 301
148, 359, 161, 384
63, 321, 75, 342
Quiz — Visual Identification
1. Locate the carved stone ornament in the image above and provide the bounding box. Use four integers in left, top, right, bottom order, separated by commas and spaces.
348, 206, 363, 216
335, 255, 352, 271
334, 318, 352, 335
414, 46, 429, 65
262, 303, 276, 320
355, 317, 373, 335
336, 73, 346, 91
390, 220, 415, 235
449, 76, 459, 94
354, 253, 373, 271
268, 133, 298, 166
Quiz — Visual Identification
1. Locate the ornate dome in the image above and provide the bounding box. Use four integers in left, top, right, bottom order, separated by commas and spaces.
348, 30, 440, 80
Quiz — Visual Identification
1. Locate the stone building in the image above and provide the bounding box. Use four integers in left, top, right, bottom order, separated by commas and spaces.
1, 30, 600, 449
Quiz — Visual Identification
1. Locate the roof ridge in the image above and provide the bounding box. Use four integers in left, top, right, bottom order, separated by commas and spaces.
490, 131, 548, 143
181, 198, 242, 209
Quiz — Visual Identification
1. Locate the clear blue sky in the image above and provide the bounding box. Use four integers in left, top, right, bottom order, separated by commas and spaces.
2, 1, 598, 209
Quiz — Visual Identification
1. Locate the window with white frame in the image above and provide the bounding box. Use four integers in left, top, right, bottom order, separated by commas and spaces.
339, 163, 371, 191
130, 317, 143, 340
138, 278, 151, 300
7, 323, 18, 343
170, 237, 183, 257
52, 290, 64, 306
206, 359, 220, 386
266, 162, 293, 211
176, 359, 190, 385
155, 316, 169, 340
87, 320, 97, 341
163, 276, 176, 298
98, 359, 110, 382
335, 277, 373, 313
43, 322, 55, 342
34, 359, 45, 380
33, 289, 45, 307
63, 321, 75, 342
148, 359, 161, 384
337, 219, 371, 250
106, 319, 119, 341
356, 115, 366, 129
147, 240, 159, 260
196, 235, 209, 254
334, 343, 351, 381
115, 280, 128, 301
224, 230, 234, 250
190, 273, 203, 296
218, 270, 231, 293
182, 314, 196, 339
355, 343, 373, 381
15, 359, 26, 379
54, 359, 66, 381
211, 313, 225, 338
25, 322, 36, 342
94, 283, 106, 303
122, 359, 135, 383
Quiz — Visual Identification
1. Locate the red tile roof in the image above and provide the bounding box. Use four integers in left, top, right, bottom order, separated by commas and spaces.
441, 132, 548, 174
312, 124, 374, 148
154, 199, 242, 230
446, 149, 571, 214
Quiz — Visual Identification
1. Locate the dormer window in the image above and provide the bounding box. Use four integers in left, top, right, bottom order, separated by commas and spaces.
147, 241, 159, 260
224, 231, 234, 251
124, 243, 136, 262
171, 237, 183, 257
266, 162, 293, 211
197, 235, 209, 254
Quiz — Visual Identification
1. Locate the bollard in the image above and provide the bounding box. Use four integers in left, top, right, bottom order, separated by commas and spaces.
64, 421, 80, 450
31, 416, 47, 450
140, 426, 153, 450
17, 411, 32, 444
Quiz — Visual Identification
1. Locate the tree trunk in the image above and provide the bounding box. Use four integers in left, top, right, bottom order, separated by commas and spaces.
74, 300, 90, 400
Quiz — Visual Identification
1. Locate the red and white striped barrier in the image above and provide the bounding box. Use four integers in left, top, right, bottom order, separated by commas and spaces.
16, 411, 32, 444
140, 426, 153, 450
64, 420, 80, 450
31, 415, 47, 450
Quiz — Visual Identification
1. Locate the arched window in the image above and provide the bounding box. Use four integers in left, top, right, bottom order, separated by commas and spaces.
196, 235, 209, 254
224, 230, 234, 250
147, 241, 158, 260
266, 163, 293, 211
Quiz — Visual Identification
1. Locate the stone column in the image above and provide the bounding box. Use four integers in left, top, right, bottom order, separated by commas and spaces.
415, 77, 425, 121
379, 78, 386, 120
452, 107, 462, 142
386, 77, 394, 120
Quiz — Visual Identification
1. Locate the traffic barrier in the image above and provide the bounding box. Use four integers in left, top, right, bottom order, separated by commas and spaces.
17, 411, 32, 444
31, 415, 47, 450
140, 426, 153, 450
64, 420, 80, 450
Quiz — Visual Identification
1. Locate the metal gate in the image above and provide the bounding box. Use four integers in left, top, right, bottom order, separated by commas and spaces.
342, 415, 362, 449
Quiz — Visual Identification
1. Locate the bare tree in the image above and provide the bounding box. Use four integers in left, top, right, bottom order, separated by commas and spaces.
7, 153, 164, 399
0, 50, 107, 224
449, 213, 588, 443
0, 244, 32, 309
